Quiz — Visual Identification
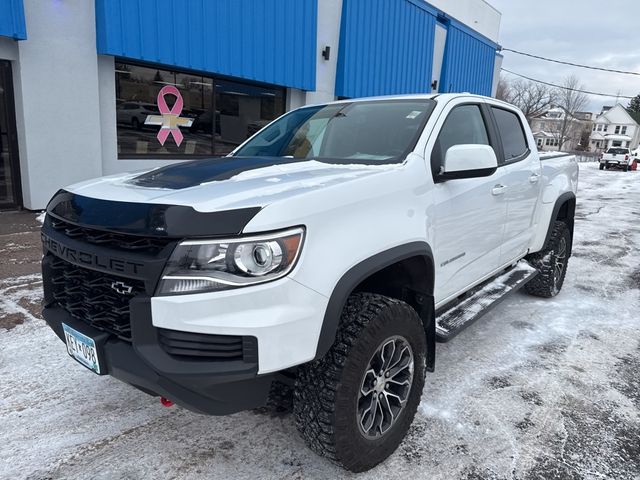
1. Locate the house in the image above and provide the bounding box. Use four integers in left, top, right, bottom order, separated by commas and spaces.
530, 108, 594, 152
589, 104, 640, 152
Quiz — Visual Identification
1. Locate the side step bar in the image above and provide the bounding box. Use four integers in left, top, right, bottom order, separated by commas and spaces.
435, 260, 538, 342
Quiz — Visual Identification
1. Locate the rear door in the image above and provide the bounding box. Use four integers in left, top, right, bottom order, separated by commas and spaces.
489, 105, 542, 263
429, 100, 507, 305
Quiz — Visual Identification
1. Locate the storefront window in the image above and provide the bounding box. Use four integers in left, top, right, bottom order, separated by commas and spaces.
115, 63, 285, 158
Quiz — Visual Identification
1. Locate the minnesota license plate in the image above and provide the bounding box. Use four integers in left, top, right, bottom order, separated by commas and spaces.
62, 323, 101, 374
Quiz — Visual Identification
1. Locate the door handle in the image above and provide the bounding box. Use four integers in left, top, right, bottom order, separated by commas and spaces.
529, 173, 540, 184
491, 184, 506, 196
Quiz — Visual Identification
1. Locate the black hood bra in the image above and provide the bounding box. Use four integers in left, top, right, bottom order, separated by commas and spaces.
46, 190, 261, 238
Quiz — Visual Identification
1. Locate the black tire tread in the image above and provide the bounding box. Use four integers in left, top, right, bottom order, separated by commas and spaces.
525, 221, 570, 298
254, 380, 293, 416
293, 293, 422, 470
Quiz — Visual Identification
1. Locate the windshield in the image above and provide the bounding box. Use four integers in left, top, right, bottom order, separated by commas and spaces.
606, 148, 629, 154
233, 99, 435, 163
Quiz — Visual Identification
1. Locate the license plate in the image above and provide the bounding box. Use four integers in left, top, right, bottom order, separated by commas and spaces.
62, 323, 101, 374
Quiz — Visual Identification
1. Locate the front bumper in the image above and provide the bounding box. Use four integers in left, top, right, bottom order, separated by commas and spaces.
43, 298, 275, 415
151, 278, 329, 374
40, 202, 329, 414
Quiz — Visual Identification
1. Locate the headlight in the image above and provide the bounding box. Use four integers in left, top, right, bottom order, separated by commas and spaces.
157, 227, 305, 295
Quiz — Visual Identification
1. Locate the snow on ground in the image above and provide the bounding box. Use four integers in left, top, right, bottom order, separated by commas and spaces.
1, 163, 639, 480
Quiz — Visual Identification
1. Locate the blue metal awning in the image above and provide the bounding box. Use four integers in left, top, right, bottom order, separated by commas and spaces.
0, 0, 26, 40
336, 0, 498, 98
95, 0, 318, 91
336, 0, 437, 99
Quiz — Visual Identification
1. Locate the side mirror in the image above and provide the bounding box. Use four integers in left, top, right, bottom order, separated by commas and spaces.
439, 144, 498, 181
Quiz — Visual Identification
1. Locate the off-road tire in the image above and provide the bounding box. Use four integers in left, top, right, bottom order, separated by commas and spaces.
525, 221, 571, 298
599, 163, 605, 170
254, 380, 293, 416
623, 165, 629, 172
293, 292, 427, 472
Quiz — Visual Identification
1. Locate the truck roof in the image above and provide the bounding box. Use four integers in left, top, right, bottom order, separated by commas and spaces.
308, 93, 516, 110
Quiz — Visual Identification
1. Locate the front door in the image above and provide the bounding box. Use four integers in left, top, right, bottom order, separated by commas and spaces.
430, 101, 507, 305
0, 60, 21, 209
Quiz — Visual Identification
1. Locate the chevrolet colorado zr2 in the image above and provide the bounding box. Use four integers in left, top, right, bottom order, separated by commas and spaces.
41, 93, 578, 472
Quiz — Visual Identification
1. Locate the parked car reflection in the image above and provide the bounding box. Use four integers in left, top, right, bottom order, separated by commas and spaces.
116, 102, 160, 130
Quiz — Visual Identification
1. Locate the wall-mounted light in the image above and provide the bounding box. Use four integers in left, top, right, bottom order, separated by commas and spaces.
322, 46, 331, 61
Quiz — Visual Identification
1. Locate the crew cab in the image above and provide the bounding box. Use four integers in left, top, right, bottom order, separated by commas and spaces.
599, 147, 632, 171
40, 94, 578, 472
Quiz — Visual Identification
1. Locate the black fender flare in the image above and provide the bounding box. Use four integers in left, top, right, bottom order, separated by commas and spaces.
314, 242, 437, 371
542, 191, 576, 254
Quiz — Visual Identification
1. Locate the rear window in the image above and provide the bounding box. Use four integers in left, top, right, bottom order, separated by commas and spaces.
491, 107, 529, 161
606, 148, 629, 154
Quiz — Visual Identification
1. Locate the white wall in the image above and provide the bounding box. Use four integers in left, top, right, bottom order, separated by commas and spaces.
431, 24, 447, 93
0, 37, 18, 61
492, 53, 503, 97
427, 0, 501, 42
304, 0, 343, 105
13, 0, 103, 209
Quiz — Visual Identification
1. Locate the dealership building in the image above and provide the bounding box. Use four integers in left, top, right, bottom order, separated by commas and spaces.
0, 0, 501, 210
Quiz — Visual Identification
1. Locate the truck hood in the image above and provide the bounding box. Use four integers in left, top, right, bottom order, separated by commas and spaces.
66, 157, 402, 212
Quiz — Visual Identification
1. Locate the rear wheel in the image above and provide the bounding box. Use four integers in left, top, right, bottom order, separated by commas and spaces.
599, 163, 605, 170
525, 221, 571, 298
294, 293, 427, 472
623, 165, 629, 172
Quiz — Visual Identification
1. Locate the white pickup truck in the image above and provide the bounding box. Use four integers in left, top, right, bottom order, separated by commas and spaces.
40, 93, 578, 472
599, 147, 632, 171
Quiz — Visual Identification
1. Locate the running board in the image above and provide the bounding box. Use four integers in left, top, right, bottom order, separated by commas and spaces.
435, 261, 538, 342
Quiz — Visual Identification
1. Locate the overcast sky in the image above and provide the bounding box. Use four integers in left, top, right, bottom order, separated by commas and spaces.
489, 0, 640, 113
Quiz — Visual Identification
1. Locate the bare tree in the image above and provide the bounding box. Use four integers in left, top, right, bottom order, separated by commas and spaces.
549, 75, 589, 151
497, 75, 556, 123
495, 75, 514, 103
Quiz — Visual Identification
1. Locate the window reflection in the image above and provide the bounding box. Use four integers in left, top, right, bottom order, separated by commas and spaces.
115, 63, 285, 158
214, 80, 285, 156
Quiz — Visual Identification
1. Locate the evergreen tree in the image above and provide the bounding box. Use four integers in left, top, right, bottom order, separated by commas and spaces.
628, 94, 640, 114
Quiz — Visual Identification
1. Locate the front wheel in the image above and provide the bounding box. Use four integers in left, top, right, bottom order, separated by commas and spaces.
294, 293, 427, 472
525, 221, 571, 298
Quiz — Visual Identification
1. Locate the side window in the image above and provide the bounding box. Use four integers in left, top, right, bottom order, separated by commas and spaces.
431, 104, 489, 176
491, 107, 529, 161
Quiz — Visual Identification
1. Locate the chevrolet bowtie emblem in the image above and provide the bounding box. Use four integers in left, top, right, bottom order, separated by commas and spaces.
111, 281, 134, 295
145, 85, 193, 147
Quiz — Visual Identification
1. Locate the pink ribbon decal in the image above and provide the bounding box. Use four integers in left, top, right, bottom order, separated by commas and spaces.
145, 85, 193, 147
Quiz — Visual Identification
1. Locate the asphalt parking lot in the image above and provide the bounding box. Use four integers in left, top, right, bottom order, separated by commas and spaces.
1, 162, 639, 480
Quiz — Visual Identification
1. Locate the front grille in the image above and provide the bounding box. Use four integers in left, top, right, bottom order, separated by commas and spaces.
158, 328, 258, 363
48, 216, 173, 254
48, 256, 144, 341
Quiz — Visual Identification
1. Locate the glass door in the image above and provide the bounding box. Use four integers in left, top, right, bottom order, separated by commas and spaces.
0, 60, 21, 209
